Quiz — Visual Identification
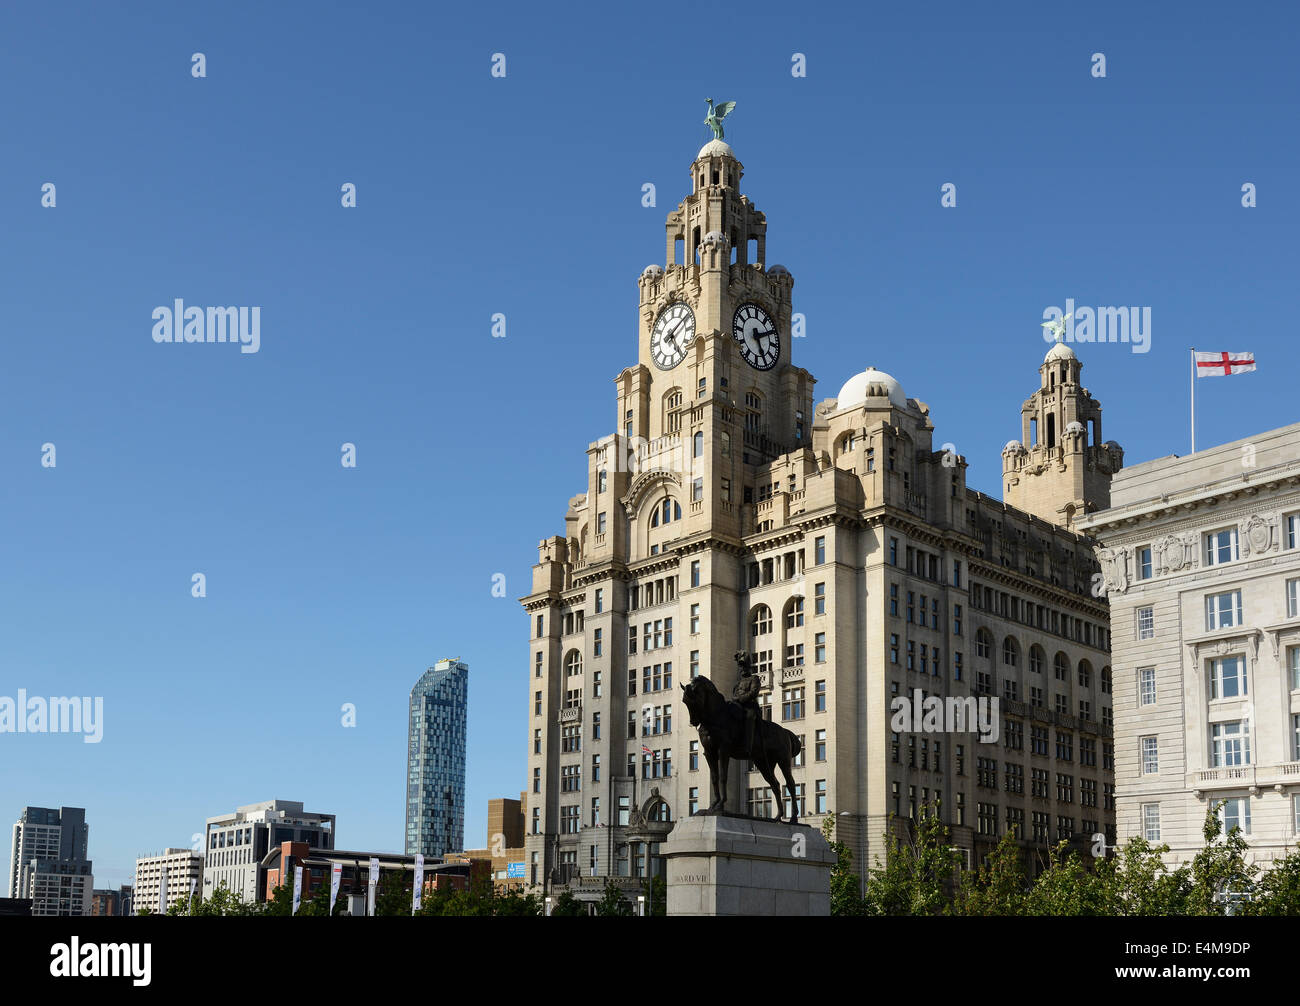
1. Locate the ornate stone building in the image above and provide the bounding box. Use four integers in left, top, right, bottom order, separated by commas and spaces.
1079, 424, 1300, 868
1002, 340, 1124, 530
520, 136, 1121, 901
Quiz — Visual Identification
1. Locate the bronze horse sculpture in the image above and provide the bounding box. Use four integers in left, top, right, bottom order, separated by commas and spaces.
680, 674, 803, 824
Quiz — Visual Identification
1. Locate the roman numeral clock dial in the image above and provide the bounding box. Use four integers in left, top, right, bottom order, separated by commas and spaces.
733, 303, 779, 371
650, 302, 695, 370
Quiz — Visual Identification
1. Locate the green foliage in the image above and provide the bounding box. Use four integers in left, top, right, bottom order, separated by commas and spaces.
958, 830, 1026, 916
1241, 849, 1300, 916
822, 815, 865, 916
862, 805, 960, 917
375, 871, 413, 917
1099, 836, 1189, 916
1187, 802, 1255, 916
549, 890, 586, 917
1021, 842, 1107, 916
593, 880, 634, 917
639, 875, 666, 916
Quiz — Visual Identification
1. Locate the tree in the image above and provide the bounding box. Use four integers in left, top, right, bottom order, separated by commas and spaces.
958, 830, 1026, 916
1098, 835, 1189, 916
822, 815, 865, 916
1242, 849, 1300, 916
1187, 802, 1255, 916
1022, 842, 1106, 916
549, 890, 586, 917
493, 887, 543, 917
375, 871, 413, 916
639, 875, 666, 916
593, 880, 634, 917
863, 805, 960, 916
262, 881, 293, 917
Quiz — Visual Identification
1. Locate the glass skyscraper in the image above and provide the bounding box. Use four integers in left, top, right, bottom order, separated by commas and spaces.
405, 658, 469, 857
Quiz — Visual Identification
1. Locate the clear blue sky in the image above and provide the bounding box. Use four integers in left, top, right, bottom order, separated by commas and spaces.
1, 1, 1294, 887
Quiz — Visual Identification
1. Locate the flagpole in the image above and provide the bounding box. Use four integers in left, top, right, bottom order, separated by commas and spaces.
1189, 347, 1196, 454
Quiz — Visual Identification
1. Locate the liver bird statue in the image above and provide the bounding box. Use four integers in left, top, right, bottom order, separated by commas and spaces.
704, 98, 737, 141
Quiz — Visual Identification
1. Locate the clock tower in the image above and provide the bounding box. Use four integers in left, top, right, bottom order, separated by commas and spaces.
607, 137, 816, 553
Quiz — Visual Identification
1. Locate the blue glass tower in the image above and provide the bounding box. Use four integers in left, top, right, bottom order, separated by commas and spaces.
405, 658, 469, 857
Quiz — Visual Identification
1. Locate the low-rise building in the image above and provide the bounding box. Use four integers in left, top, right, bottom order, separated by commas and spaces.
203, 799, 335, 903
134, 849, 203, 914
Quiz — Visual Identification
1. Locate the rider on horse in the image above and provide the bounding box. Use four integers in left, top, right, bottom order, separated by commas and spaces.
732, 651, 763, 760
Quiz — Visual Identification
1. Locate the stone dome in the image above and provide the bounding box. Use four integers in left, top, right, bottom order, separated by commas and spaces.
697, 138, 734, 159
768, 264, 791, 277
1003, 440, 1024, 453
1045, 340, 1077, 363
1064, 421, 1085, 435
836, 367, 907, 410
641, 264, 664, 280
702, 230, 725, 247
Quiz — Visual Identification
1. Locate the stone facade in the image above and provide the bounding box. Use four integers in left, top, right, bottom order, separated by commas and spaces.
1002, 341, 1124, 530
520, 138, 1119, 901
1078, 423, 1300, 866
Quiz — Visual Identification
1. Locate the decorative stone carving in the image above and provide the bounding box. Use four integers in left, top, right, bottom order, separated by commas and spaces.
1159, 532, 1193, 573
1095, 546, 1129, 595
1243, 514, 1272, 557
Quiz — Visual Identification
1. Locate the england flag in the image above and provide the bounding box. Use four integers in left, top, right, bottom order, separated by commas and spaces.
1195, 351, 1256, 377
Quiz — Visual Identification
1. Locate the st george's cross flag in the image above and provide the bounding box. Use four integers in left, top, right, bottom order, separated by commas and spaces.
1195, 351, 1256, 377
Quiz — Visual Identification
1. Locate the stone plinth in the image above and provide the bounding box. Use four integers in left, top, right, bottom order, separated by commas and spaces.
662, 815, 833, 916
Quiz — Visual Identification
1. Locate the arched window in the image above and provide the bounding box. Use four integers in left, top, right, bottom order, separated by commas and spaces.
1078, 660, 1093, 688
975, 629, 992, 660
1002, 637, 1019, 667
565, 651, 583, 677
651, 510, 659, 528
1054, 652, 1069, 681
785, 597, 804, 629
693, 431, 704, 458
1029, 645, 1045, 675
751, 605, 773, 638
1101, 666, 1112, 694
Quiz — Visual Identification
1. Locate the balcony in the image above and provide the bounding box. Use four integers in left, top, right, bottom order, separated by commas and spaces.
1194, 766, 1255, 791
558, 705, 582, 723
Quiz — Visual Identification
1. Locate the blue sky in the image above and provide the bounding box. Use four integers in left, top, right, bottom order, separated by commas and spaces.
1, 1, 1295, 887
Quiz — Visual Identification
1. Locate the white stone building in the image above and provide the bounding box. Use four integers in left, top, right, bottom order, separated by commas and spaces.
1079, 422, 1300, 866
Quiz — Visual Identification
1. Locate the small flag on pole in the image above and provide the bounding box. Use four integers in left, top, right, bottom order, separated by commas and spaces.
1195, 351, 1255, 377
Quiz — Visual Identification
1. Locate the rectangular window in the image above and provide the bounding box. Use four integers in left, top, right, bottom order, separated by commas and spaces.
952, 560, 961, 586
1209, 655, 1247, 699
1219, 797, 1251, 835
815, 728, 826, 761
1141, 736, 1159, 774
692, 477, 703, 502
1205, 590, 1243, 631
1204, 527, 1239, 566
594, 588, 603, 613
1136, 606, 1154, 640
690, 603, 700, 634
690, 650, 700, 678
1290, 647, 1300, 691
597, 511, 607, 535
1210, 720, 1251, 767
1141, 804, 1160, 841
814, 679, 826, 712
889, 537, 898, 565
814, 632, 826, 663
814, 582, 826, 616
815, 536, 826, 565
1287, 513, 1300, 550
1289, 578, 1300, 619
690, 560, 700, 587
1139, 667, 1156, 706
593, 627, 602, 657
1137, 546, 1152, 580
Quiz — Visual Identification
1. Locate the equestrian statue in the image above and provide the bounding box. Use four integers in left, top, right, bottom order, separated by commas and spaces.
679, 652, 803, 824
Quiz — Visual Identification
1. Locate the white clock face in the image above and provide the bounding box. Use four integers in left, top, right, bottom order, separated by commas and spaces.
733, 303, 779, 371
651, 303, 695, 370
